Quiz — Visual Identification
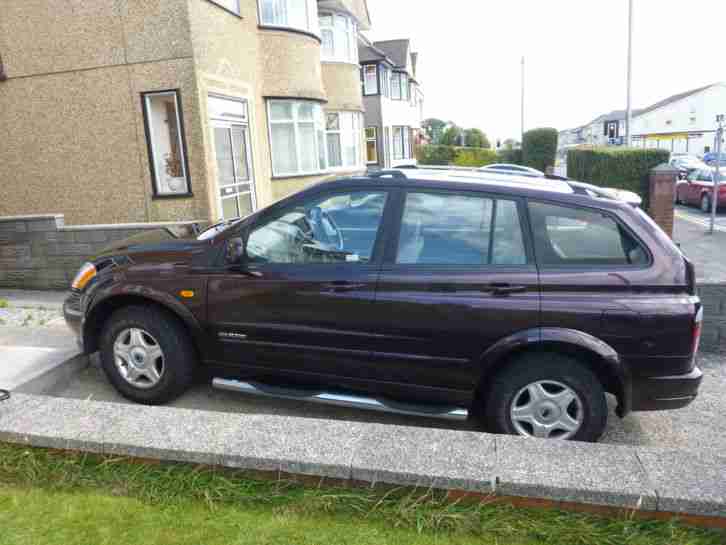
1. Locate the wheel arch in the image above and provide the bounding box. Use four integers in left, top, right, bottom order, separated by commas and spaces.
474, 328, 630, 418
83, 291, 207, 360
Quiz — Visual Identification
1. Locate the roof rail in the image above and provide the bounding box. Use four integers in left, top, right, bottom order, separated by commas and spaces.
367, 170, 408, 179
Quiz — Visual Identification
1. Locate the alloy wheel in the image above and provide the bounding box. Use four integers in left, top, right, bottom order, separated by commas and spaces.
509, 380, 583, 439
113, 328, 165, 389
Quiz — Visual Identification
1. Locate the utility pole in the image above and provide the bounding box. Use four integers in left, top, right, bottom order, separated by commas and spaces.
710, 114, 724, 234
625, 0, 634, 147
521, 56, 525, 146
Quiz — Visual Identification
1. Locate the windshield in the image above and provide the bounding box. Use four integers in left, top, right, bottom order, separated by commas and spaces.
197, 218, 242, 241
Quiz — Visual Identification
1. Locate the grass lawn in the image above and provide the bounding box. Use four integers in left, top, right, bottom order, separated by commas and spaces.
0, 443, 723, 545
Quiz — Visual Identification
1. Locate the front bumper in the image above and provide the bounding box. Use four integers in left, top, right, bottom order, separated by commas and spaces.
630, 366, 703, 411
63, 291, 84, 350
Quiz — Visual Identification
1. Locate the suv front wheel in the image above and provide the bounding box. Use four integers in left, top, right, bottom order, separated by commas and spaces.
483, 353, 608, 442
99, 305, 197, 405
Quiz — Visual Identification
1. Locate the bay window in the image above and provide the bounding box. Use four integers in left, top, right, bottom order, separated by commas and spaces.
259, 0, 319, 36
366, 127, 378, 164
393, 126, 412, 161
326, 111, 362, 169
320, 12, 358, 63
379, 64, 390, 97
142, 90, 190, 196
391, 72, 401, 100
268, 100, 326, 177
362, 64, 377, 95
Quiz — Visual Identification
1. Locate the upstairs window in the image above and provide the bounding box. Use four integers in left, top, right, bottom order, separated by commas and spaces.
259, 0, 319, 36
142, 90, 191, 196
379, 64, 390, 97
391, 72, 401, 100
362, 65, 378, 95
320, 12, 358, 63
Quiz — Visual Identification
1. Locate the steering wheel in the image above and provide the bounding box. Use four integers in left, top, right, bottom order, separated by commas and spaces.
307, 207, 344, 251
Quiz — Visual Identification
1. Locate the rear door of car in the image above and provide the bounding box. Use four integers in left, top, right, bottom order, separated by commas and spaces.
529, 199, 652, 345
369, 187, 540, 402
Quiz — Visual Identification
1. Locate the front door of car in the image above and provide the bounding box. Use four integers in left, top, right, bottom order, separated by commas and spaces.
371, 190, 540, 398
206, 187, 392, 382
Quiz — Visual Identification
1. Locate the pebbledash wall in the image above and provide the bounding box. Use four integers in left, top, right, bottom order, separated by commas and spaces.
0, 215, 203, 290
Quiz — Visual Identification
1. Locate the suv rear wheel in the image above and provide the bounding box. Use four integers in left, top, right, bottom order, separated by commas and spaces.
483, 353, 608, 442
99, 306, 196, 405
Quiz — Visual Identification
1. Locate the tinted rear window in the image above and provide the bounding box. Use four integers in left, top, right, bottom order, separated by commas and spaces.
529, 202, 649, 267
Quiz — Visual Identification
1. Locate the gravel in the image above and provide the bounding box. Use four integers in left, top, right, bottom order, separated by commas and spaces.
0, 302, 65, 329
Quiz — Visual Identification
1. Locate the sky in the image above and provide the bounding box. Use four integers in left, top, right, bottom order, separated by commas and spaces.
364, 0, 726, 144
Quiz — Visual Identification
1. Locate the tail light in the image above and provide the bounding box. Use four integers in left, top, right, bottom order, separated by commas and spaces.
693, 306, 704, 356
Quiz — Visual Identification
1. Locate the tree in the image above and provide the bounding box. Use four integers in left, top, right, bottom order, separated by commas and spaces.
440, 125, 462, 146
464, 128, 490, 149
422, 118, 447, 144
522, 128, 558, 172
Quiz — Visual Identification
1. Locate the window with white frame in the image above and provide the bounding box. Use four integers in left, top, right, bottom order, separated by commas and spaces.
258, 0, 319, 35
362, 65, 377, 95
393, 126, 411, 160
268, 100, 326, 177
366, 127, 378, 164
142, 90, 190, 196
320, 12, 358, 63
208, 0, 240, 15
379, 64, 390, 97
391, 72, 401, 100
326, 111, 362, 169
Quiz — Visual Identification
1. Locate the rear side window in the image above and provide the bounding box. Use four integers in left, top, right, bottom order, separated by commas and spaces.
396, 192, 527, 266
528, 202, 649, 267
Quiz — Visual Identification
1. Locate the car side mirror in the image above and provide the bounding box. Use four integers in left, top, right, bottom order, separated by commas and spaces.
224, 237, 245, 265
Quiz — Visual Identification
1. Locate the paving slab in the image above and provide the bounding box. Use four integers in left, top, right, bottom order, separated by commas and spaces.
495, 435, 657, 510
637, 447, 726, 517
351, 424, 496, 492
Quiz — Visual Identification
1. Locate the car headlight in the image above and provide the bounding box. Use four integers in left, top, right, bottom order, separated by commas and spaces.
71, 262, 97, 291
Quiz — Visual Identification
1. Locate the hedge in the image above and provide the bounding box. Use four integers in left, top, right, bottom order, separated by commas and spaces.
498, 148, 523, 165
567, 147, 670, 209
453, 147, 498, 167
522, 128, 558, 172
416, 145, 497, 167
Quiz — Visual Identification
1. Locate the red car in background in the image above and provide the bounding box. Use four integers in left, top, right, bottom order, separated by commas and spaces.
675, 168, 726, 212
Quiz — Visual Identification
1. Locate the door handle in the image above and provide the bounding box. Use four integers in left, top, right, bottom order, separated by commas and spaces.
322, 281, 366, 293
487, 283, 528, 296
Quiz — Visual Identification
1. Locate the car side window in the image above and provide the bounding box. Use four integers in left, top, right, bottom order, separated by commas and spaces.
528, 201, 649, 267
246, 190, 387, 265
396, 191, 527, 266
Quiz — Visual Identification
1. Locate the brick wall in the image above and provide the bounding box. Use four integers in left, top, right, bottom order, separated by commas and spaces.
0, 215, 204, 290
648, 164, 678, 237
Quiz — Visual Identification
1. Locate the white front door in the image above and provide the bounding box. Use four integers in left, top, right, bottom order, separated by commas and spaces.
213, 122, 256, 220
208, 95, 257, 220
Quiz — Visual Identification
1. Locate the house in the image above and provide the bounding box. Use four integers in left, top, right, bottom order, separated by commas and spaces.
631, 83, 726, 155
358, 36, 424, 169
0, 0, 371, 225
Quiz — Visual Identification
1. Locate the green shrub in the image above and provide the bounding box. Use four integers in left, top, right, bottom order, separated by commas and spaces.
567, 147, 670, 209
453, 147, 498, 167
417, 144, 457, 165
522, 128, 558, 172
498, 148, 523, 165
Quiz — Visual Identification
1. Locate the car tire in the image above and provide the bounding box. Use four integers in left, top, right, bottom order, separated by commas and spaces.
99, 305, 197, 405
701, 194, 712, 213
483, 353, 608, 442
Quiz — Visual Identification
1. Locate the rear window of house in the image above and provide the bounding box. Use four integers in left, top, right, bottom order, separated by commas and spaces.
528, 202, 649, 267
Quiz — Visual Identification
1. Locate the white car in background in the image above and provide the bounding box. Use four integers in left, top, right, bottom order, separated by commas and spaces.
478, 163, 545, 178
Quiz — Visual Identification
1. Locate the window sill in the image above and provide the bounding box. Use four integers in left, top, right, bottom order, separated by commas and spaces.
152, 192, 195, 200
271, 172, 327, 181
258, 25, 322, 44
321, 60, 361, 67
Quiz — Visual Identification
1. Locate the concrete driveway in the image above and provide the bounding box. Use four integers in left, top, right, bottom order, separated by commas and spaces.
49, 351, 725, 449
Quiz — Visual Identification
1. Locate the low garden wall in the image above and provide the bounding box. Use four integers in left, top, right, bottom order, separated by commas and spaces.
0, 215, 204, 290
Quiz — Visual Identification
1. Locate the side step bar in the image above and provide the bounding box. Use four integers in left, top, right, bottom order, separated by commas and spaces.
212, 378, 469, 421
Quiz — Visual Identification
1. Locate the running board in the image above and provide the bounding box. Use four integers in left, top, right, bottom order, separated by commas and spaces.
211, 378, 469, 421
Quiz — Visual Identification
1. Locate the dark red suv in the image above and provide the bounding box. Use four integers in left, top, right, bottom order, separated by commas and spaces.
64, 170, 703, 442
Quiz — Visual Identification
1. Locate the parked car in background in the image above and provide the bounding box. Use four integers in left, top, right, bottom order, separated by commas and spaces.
703, 152, 726, 166
478, 163, 544, 178
675, 168, 726, 211
670, 154, 707, 180
64, 170, 703, 443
